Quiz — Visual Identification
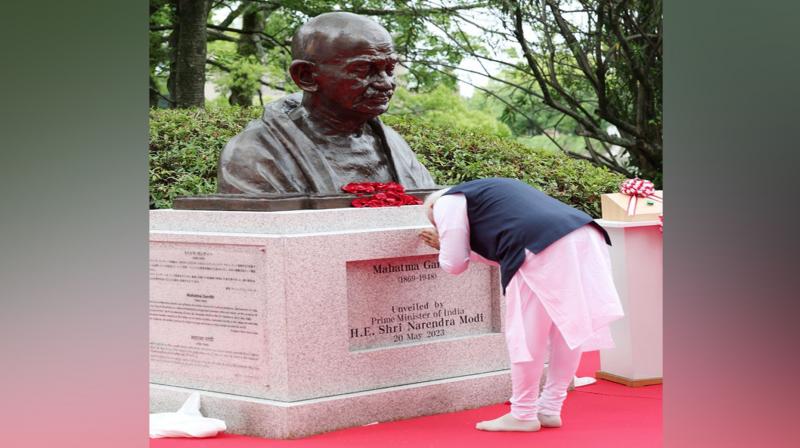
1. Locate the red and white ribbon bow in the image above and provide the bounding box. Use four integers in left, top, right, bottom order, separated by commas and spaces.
619, 178, 662, 216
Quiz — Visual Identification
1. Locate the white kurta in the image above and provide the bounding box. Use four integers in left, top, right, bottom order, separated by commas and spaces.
433, 193, 624, 363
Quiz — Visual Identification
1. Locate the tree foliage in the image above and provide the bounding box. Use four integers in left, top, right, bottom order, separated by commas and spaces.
401, 0, 663, 184
149, 1, 487, 107
503, 0, 662, 183
388, 85, 512, 138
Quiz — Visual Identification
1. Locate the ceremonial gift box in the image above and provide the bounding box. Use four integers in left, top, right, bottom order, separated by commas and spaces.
601, 190, 663, 222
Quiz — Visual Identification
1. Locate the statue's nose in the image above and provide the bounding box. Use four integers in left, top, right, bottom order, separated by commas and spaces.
371, 71, 394, 91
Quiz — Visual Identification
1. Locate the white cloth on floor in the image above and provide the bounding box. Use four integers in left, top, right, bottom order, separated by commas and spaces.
149, 392, 227, 438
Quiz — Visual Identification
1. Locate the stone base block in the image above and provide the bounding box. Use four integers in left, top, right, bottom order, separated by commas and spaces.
151, 369, 511, 439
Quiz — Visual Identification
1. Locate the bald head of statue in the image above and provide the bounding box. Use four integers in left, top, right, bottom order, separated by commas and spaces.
288, 12, 398, 124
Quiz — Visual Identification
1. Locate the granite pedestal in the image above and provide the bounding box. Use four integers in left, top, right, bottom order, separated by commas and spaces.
149, 206, 511, 438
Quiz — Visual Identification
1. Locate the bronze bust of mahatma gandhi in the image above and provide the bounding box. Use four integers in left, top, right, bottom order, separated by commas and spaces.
217, 12, 436, 195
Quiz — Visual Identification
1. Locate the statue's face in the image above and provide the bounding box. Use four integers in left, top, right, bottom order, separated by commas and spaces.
313, 33, 398, 118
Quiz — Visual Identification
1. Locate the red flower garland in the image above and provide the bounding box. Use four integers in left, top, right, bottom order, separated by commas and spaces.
342, 182, 423, 208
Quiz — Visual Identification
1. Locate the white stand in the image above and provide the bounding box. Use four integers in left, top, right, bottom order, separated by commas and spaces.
595, 219, 662, 387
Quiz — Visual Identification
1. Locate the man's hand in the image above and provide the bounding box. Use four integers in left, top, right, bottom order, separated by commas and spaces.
419, 228, 440, 250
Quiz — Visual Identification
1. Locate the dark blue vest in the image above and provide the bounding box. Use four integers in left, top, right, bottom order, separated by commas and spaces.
444, 178, 611, 294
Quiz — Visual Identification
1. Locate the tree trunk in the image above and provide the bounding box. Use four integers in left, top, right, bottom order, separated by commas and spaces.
229, 6, 265, 106
174, 0, 209, 108
626, 140, 662, 187
166, 0, 178, 106
149, 75, 161, 108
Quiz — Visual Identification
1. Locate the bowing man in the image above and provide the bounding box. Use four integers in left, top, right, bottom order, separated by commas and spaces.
419, 178, 624, 432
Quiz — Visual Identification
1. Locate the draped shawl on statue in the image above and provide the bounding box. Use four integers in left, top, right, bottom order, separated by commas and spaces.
218, 93, 435, 194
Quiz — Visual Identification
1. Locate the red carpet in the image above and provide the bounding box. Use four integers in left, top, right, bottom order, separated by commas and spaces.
151, 352, 662, 448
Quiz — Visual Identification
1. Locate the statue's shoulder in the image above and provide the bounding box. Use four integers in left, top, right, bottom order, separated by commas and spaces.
221, 93, 303, 160
261, 92, 302, 121
372, 118, 412, 152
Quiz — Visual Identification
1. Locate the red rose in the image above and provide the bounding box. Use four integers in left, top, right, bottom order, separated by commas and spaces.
343, 182, 422, 208
381, 182, 405, 193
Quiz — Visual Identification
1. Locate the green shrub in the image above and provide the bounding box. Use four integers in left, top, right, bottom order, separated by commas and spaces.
149, 105, 260, 209
383, 116, 625, 217
150, 106, 624, 216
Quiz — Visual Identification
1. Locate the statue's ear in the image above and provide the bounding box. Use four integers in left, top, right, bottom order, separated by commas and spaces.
289, 60, 318, 92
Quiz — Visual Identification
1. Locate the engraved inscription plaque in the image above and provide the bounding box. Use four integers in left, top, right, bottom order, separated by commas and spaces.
347, 254, 494, 350
149, 242, 266, 385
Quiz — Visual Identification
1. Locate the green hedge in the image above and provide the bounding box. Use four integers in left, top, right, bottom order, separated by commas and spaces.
149, 106, 261, 209
382, 116, 625, 217
150, 106, 625, 216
